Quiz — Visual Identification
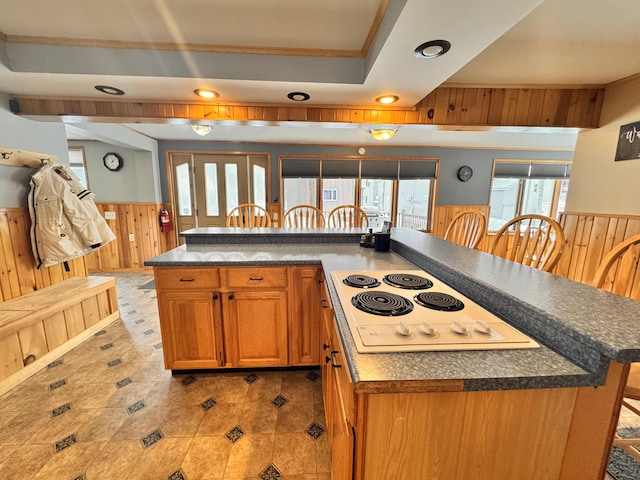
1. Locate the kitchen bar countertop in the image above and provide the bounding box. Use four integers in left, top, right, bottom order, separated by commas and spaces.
145, 227, 640, 393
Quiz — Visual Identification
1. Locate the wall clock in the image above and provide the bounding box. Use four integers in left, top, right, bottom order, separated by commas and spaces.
103, 152, 123, 171
457, 165, 473, 182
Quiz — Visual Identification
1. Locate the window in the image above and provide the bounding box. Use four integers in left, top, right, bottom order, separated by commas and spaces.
280, 157, 437, 231
323, 188, 338, 201
489, 160, 571, 231
68, 147, 89, 188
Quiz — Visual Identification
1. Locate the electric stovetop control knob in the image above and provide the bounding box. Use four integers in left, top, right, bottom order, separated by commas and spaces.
395, 321, 411, 336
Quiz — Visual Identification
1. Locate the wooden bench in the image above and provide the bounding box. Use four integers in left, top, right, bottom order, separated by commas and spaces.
0, 276, 119, 395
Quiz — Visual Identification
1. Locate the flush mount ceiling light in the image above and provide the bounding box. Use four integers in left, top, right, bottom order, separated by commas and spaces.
376, 95, 399, 105
414, 40, 451, 59
95, 85, 125, 96
287, 91, 310, 102
369, 129, 397, 141
191, 124, 212, 136
194, 89, 218, 99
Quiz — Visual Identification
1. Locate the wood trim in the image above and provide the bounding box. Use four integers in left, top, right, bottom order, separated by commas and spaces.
12, 85, 604, 128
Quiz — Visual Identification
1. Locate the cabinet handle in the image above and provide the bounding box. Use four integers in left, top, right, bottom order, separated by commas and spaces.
179, 278, 195, 282
228, 294, 234, 300
212, 294, 218, 300
249, 277, 263, 281
330, 351, 342, 368
320, 299, 330, 309
325, 355, 331, 364
323, 343, 330, 350
318, 278, 324, 284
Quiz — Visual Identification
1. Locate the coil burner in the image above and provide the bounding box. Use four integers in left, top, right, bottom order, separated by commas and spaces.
351, 291, 414, 316
343, 274, 381, 289
414, 292, 464, 312
383, 273, 433, 290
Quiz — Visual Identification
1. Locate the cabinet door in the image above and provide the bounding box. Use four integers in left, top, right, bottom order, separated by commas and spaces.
224, 290, 288, 367
157, 291, 223, 369
290, 266, 322, 365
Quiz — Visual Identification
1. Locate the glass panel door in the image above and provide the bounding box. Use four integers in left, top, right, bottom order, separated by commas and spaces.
170, 154, 196, 242
396, 179, 431, 230
360, 179, 393, 230
321, 178, 356, 220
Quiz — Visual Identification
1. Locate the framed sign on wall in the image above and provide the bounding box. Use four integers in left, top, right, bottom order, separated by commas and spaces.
615, 121, 640, 161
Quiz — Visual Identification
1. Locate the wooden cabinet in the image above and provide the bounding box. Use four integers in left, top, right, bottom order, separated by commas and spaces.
321, 280, 355, 480
290, 266, 322, 365
156, 265, 322, 369
157, 291, 224, 369
155, 267, 224, 369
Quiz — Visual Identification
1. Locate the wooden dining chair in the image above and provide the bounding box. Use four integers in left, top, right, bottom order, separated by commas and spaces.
443, 210, 486, 249
591, 233, 640, 461
284, 205, 325, 228
488, 214, 565, 272
328, 205, 369, 228
226, 203, 272, 228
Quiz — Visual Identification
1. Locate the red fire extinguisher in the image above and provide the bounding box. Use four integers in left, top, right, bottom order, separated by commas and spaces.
159, 208, 171, 233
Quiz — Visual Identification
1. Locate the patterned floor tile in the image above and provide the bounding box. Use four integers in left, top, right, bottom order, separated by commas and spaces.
140, 429, 163, 448
225, 425, 245, 443
54, 433, 77, 452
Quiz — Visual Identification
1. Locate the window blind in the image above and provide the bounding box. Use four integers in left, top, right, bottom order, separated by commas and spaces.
281, 158, 321, 178
494, 161, 571, 179
398, 160, 437, 179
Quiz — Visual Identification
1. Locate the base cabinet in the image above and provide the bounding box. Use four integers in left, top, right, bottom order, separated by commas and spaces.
154, 265, 321, 369
223, 289, 288, 367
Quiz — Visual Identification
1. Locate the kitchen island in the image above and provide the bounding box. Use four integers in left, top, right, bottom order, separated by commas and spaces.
145, 227, 640, 480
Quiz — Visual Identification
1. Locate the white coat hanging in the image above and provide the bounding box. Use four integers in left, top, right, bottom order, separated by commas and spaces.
28, 161, 115, 268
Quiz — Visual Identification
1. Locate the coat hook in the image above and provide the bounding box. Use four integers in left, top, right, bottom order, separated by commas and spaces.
1, 152, 11, 159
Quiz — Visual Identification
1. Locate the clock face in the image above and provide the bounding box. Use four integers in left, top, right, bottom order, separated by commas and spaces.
457, 166, 473, 182
103, 153, 123, 171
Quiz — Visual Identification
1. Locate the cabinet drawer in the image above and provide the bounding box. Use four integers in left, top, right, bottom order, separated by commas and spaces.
223, 267, 288, 288
154, 267, 219, 290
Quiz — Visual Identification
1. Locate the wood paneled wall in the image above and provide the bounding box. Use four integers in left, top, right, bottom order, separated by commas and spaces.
1, 203, 176, 304
86, 203, 177, 273
556, 212, 640, 295
0, 208, 87, 303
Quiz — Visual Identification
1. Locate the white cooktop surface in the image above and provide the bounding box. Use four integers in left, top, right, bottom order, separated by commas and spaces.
331, 270, 539, 353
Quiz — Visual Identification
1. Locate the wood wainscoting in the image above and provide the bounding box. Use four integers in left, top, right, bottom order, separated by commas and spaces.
556, 212, 640, 297
0, 208, 87, 303
86, 202, 178, 273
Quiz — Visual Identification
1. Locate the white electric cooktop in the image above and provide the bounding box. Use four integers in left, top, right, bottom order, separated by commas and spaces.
331, 270, 539, 353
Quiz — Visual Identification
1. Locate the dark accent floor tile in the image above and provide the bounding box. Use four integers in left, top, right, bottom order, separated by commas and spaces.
116, 377, 133, 389
259, 463, 283, 480
94, 330, 107, 336
55, 434, 77, 452
73, 475, 85, 480
107, 358, 123, 367
166, 470, 186, 480
51, 403, 72, 418
127, 310, 137, 314
306, 371, 320, 382
225, 425, 245, 443
200, 397, 217, 411
47, 359, 63, 369
49, 379, 67, 391
135, 319, 145, 324
141, 429, 163, 448
127, 400, 145, 414
306, 422, 326, 440
143, 329, 154, 335
245, 373, 258, 384
271, 394, 287, 408
100, 343, 114, 350
181, 375, 196, 386
154, 343, 163, 350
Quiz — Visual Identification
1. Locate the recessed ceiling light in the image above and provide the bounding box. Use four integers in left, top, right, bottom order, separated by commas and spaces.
287, 92, 310, 102
376, 95, 399, 105
194, 89, 218, 99
414, 40, 451, 59
95, 85, 125, 96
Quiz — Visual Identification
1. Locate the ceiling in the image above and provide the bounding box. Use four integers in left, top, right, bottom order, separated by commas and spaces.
1, 0, 639, 150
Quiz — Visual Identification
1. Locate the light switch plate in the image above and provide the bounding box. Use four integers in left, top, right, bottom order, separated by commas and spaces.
104, 211, 116, 220
129, 233, 135, 242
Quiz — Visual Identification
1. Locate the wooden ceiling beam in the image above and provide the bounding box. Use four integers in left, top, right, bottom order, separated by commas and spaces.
10, 86, 605, 129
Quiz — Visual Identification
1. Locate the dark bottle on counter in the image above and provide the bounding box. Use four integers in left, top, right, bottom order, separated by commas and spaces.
360, 228, 374, 248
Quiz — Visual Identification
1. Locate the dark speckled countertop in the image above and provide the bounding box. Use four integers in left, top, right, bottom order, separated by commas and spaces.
145, 227, 640, 393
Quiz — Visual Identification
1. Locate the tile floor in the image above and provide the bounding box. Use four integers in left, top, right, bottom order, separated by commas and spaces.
0, 273, 330, 480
